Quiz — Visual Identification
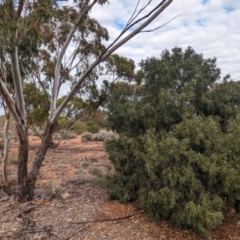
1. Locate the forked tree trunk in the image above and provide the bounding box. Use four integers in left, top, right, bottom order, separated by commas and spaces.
23, 121, 55, 201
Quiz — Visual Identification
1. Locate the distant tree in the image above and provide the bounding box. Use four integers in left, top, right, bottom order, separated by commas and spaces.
23, 83, 50, 134
106, 46, 240, 239
56, 95, 87, 120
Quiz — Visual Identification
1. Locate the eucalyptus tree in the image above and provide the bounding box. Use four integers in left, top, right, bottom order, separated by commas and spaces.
23, 5, 109, 135
0, 0, 174, 201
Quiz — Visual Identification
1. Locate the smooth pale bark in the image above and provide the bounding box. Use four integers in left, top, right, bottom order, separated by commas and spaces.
10, 48, 26, 122
0, 80, 25, 136
51, 0, 99, 115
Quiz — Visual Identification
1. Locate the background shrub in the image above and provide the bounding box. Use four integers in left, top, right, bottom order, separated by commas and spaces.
105, 47, 240, 239
57, 117, 74, 130
72, 122, 89, 135
81, 130, 117, 142
87, 123, 99, 133
56, 118, 99, 135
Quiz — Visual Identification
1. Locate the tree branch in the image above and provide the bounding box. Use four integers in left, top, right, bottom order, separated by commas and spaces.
51, 0, 173, 123
17, 0, 25, 19
125, 0, 141, 27
141, 13, 185, 32
0, 80, 26, 138
127, 0, 151, 27
99, 0, 167, 57
11, 47, 26, 123
50, 0, 98, 117
28, 124, 43, 140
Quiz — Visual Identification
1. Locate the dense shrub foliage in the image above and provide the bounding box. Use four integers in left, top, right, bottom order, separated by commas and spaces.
105, 47, 240, 239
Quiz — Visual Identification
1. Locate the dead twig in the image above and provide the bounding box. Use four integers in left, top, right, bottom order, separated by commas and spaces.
69, 211, 144, 225
16, 205, 36, 228
141, 13, 186, 32
64, 226, 88, 240
66, 212, 144, 240
51, 231, 63, 240
16, 205, 36, 218
17, 229, 45, 234
24, 199, 55, 206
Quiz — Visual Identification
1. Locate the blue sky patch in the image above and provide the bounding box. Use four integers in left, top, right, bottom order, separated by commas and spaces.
201, 0, 209, 4
224, 6, 235, 12
114, 21, 126, 30
196, 19, 206, 27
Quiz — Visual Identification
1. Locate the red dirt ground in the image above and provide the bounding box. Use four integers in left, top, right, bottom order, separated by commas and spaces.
0, 136, 240, 239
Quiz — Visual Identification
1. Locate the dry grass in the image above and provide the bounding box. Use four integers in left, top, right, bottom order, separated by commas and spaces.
81, 130, 117, 142
53, 130, 77, 140
8, 157, 18, 165
47, 179, 62, 196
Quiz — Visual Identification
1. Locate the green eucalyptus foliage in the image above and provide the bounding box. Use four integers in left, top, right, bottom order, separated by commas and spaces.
106, 47, 240, 239
24, 83, 50, 127
57, 96, 87, 119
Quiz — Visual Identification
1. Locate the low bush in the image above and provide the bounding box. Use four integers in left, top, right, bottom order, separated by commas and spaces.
96, 130, 116, 141
57, 117, 74, 130
72, 122, 88, 135
57, 118, 99, 135
81, 132, 94, 142
81, 130, 117, 142
87, 124, 99, 134
53, 130, 77, 140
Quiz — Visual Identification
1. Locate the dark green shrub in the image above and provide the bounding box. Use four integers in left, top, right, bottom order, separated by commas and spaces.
87, 123, 99, 133
57, 117, 74, 130
105, 47, 240, 239
72, 121, 88, 134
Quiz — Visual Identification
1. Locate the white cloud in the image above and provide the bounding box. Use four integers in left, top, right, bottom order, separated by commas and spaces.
1, 0, 239, 116
90, 0, 240, 80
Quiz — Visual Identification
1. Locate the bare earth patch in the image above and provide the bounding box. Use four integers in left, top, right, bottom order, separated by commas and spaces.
1, 136, 240, 239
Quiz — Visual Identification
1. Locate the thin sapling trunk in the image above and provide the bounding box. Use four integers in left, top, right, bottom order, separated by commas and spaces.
1, 109, 10, 189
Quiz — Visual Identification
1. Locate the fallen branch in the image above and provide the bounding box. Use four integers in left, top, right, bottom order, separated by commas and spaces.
69, 211, 144, 225
16, 206, 36, 218
64, 226, 86, 240
51, 231, 63, 240
17, 229, 45, 234
66, 212, 144, 240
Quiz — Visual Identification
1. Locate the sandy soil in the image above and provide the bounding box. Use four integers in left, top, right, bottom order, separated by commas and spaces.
0, 136, 240, 240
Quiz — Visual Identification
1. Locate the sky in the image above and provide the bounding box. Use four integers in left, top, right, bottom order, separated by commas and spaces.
84, 0, 240, 80
1, 0, 239, 115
